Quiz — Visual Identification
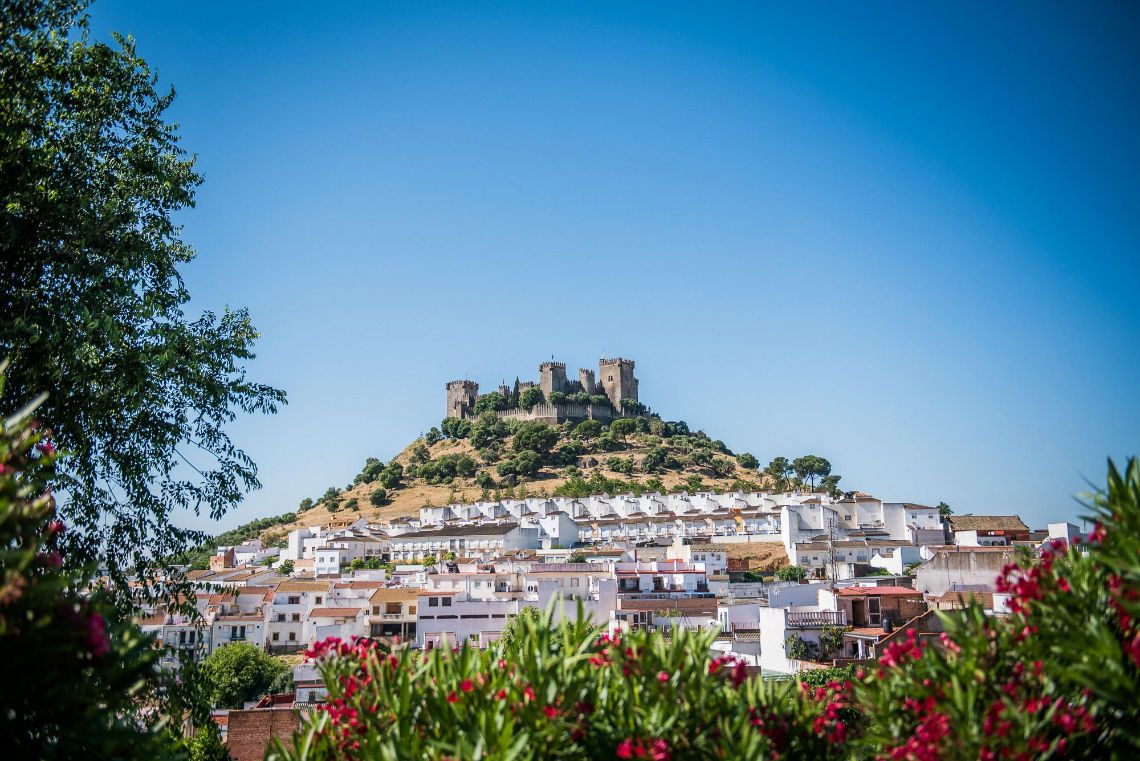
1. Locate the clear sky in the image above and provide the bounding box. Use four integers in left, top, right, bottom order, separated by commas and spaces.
86, 2, 1140, 534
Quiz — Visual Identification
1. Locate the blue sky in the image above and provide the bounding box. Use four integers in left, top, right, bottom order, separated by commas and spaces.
87, 2, 1140, 533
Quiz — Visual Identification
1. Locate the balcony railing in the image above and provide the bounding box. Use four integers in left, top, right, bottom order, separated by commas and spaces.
786, 611, 847, 628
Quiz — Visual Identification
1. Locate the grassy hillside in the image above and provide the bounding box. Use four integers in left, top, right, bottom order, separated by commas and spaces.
258, 414, 836, 561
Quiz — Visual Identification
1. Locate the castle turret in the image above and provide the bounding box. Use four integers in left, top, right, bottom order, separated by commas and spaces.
445, 380, 479, 419
598, 357, 638, 410
578, 368, 597, 395
539, 361, 568, 398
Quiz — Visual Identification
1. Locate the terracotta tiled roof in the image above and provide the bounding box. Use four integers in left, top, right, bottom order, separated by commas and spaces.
947, 515, 1029, 532
276, 580, 330, 592
334, 581, 385, 590
309, 607, 364, 618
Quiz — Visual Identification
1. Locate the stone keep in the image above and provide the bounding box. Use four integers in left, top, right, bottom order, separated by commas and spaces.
599, 357, 638, 409
445, 380, 478, 419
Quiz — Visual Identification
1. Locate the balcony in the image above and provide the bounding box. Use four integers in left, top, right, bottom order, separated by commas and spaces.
371, 613, 411, 621
786, 611, 847, 628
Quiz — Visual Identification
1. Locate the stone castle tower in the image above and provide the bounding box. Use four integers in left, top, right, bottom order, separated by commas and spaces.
538, 361, 568, 398
599, 357, 638, 409
445, 379, 478, 419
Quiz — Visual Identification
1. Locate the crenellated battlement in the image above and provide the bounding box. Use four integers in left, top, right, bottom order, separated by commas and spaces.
446, 357, 642, 422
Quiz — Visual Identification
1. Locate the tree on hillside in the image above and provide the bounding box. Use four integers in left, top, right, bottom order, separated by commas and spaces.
198, 643, 290, 710
518, 387, 545, 410
737, 452, 759, 470
298, 498, 314, 512
937, 501, 953, 517
820, 473, 843, 498
609, 418, 637, 438
0, 1, 286, 601
765, 457, 793, 490
572, 420, 604, 441
440, 417, 472, 439
512, 421, 558, 455
370, 488, 388, 507
792, 455, 832, 491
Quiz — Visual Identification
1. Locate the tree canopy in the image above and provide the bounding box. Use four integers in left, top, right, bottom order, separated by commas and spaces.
198, 643, 290, 710
0, 0, 285, 601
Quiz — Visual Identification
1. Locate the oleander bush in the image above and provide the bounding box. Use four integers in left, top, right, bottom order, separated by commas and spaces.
273, 458, 1140, 760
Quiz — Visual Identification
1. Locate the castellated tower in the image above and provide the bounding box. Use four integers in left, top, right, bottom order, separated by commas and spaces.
598, 357, 638, 409
445, 380, 478, 419
578, 368, 597, 395
539, 361, 568, 398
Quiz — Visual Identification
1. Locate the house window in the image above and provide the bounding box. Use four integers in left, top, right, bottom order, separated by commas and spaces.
277, 614, 285, 622
288, 596, 300, 605
442, 597, 452, 607
179, 631, 186, 645
372, 606, 380, 615
291, 613, 300, 622
315, 596, 323, 604
429, 597, 438, 607
868, 597, 881, 626
571, 578, 579, 587
288, 632, 296, 641
409, 605, 416, 615
272, 632, 280, 642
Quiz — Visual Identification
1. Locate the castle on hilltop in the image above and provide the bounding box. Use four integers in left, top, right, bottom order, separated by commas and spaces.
446, 357, 643, 425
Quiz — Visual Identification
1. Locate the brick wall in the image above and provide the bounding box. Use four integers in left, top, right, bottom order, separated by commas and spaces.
226, 708, 301, 761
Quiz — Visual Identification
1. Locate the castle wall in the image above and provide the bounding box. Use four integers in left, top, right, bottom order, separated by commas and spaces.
599, 358, 637, 409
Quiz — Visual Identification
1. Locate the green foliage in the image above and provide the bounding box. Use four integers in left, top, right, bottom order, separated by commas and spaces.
608, 418, 637, 438
377, 462, 404, 489
936, 501, 953, 517
774, 565, 808, 582
369, 488, 388, 507
547, 390, 569, 405
413, 454, 478, 485
298, 497, 315, 512
474, 391, 509, 414
475, 471, 495, 489
0, 371, 173, 758
784, 633, 818, 662
278, 559, 294, 576
424, 427, 443, 445
818, 626, 846, 659
440, 417, 473, 439
620, 398, 646, 415
572, 419, 604, 441
512, 421, 559, 455
497, 450, 541, 478
792, 455, 831, 490
551, 439, 584, 466
410, 442, 431, 464
765, 457, 793, 490
343, 498, 358, 511
518, 387, 545, 410
272, 609, 851, 761
684, 474, 704, 492
644, 477, 664, 493
470, 413, 511, 449
709, 457, 735, 477
353, 457, 386, 485
737, 452, 759, 470
0, 0, 286, 600
605, 456, 635, 476
820, 473, 843, 497
186, 722, 232, 761
350, 557, 387, 571
198, 643, 290, 710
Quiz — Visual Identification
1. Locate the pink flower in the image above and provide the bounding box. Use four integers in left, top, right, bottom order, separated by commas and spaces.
87, 612, 111, 658
616, 740, 634, 759
446, 692, 459, 703
543, 705, 559, 719
460, 678, 474, 693
657, 670, 669, 683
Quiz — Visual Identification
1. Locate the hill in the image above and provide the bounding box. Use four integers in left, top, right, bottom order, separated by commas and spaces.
255, 414, 839, 565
